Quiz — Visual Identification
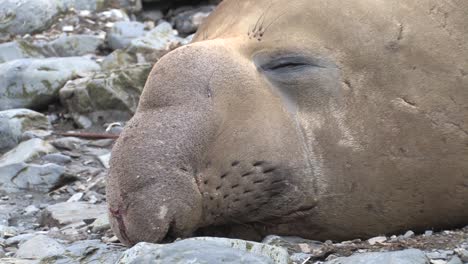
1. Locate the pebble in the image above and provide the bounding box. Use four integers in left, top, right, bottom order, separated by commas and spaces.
42, 153, 72, 165
404, 230, 415, 238
367, 236, 387, 245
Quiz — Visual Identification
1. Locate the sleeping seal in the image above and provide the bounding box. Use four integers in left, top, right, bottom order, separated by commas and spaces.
107, 0, 468, 245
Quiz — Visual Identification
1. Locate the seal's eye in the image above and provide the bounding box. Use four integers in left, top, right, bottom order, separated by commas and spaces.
260, 57, 318, 73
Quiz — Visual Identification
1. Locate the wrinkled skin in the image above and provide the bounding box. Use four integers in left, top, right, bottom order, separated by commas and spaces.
107, 0, 468, 245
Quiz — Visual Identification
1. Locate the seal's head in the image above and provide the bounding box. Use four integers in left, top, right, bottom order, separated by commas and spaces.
107, 0, 468, 245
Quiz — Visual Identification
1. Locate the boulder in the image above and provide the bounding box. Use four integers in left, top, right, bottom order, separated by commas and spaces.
40, 202, 107, 227
106, 21, 146, 50
0, 162, 67, 192
0, 40, 44, 64
0, 57, 100, 111
0, 138, 55, 167
325, 249, 430, 264
117, 237, 289, 264
0, 109, 50, 154
15, 235, 65, 259
128, 21, 184, 62
44, 34, 104, 57
0, 0, 61, 36
60, 64, 152, 128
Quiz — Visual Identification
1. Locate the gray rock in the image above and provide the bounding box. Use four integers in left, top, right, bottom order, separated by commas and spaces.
0, 0, 60, 36
367, 236, 387, 245
59, 64, 152, 127
262, 235, 324, 256
404, 230, 415, 238
118, 237, 289, 264
447, 256, 463, 264
44, 34, 104, 57
15, 235, 65, 259
41, 153, 72, 165
0, 225, 18, 238
142, 9, 164, 22
0, 138, 55, 167
40, 202, 107, 227
50, 137, 85, 151
172, 5, 215, 35
35, 239, 124, 263
0, 109, 50, 154
0, 40, 44, 63
326, 249, 430, 264
455, 248, 468, 262
0, 162, 67, 192
5, 234, 35, 246
101, 49, 137, 70
107, 21, 146, 50
90, 213, 110, 233
128, 21, 183, 62
23, 205, 40, 215
0, 57, 100, 110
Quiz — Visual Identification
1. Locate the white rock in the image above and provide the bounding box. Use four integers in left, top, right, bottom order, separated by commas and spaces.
40, 202, 107, 227
15, 235, 65, 259
367, 236, 387, 245
0, 138, 55, 167
67, 192, 84, 202
404, 230, 415, 238
98, 153, 111, 168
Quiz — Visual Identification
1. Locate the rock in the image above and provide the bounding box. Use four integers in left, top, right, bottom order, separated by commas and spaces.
50, 137, 85, 151
66, 192, 84, 202
0, 0, 60, 36
41, 153, 72, 165
118, 237, 289, 264
142, 10, 164, 22
426, 250, 454, 260
0, 225, 18, 238
425, 230, 434, 236
36, 239, 124, 263
0, 138, 55, 166
128, 21, 183, 62
98, 153, 111, 169
172, 5, 215, 35
59, 64, 152, 127
101, 50, 137, 70
15, 235, 65, 259
0, 40, 44, 63
44, 34, 104, 57
454, 248, 468, 262
90, 213, 110, 233
0, 162, 68, 192
367, 236, 387, 245
404, 230, 416, 238
262, 235, 324, 256
447, 256, 463, 264
430, 260, 448, 264
23, 205, 39, 216
87, 139, 114, 148
0, 57, 100, 110
0, 109, 50, 154
106, 21, 146, 50
40, 202, 107, 227
326, 249, 430, 264
5, 234, 35, 246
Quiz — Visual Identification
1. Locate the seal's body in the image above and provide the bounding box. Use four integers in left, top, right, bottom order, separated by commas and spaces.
107, 0, 468, 245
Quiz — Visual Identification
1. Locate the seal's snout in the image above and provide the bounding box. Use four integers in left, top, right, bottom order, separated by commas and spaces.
107, 44, 224, 245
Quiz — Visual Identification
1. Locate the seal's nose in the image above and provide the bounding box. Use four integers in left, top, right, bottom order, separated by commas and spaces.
106, 43, 226, 245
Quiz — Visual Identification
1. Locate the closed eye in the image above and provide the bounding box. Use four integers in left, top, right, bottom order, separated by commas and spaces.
259, 56, 324, 73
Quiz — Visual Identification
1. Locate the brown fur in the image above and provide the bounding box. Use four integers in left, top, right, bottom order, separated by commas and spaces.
107, 0, 468, 245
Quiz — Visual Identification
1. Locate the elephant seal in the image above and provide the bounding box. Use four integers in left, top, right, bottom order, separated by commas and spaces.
107, 0, 468, 245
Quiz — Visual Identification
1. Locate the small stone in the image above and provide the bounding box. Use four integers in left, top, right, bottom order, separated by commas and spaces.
367, 236, 387, 245
0, 138, 55, 166
403, 230, 415, 238
447, 256, 463, 264
50, 137, 85, 151
40, 201, 107, 227
98, 153, 111, 169
430, 260, 447, 264
67, 192, 84, 202
62, 25, 74, 32
455, 248, 468, 262
23, 205, 39, 215
15, 234, 65, 259
106, 21, 146, 50
90, 213, 110, 233
42, 153, 72, 165
0, 225, 18, 238
425, 230, 433, 236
